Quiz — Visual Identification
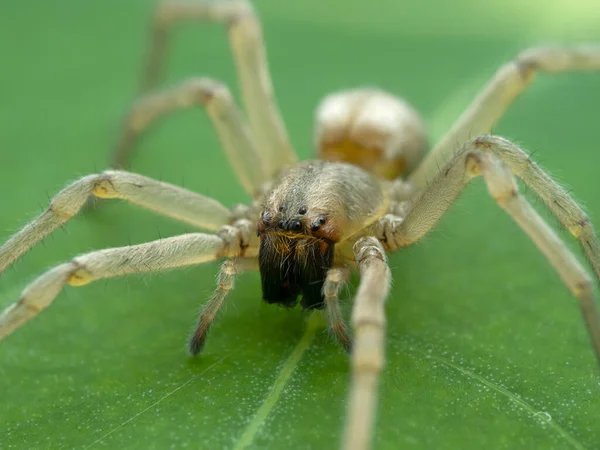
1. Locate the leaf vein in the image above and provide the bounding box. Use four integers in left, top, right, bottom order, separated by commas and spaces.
233, 312, 321, 450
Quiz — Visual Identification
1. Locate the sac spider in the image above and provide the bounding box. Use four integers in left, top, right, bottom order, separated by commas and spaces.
1, 1, 600, 449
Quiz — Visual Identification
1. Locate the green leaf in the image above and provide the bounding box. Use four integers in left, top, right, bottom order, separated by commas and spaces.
1, 1, 599, 449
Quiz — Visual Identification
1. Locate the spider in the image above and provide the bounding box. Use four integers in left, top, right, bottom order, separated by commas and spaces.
1, 1, 600, 449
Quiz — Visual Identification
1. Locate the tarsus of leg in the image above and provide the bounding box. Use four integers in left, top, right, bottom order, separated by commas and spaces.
0, 170, 232, 274
388, 140, 600, 366
112, 78, 267, 196
141, 0, 296, 179
410, 44, 600, 186
323, 266, 352, 352
0, 232, 251, 340
188, 257, 258, 354
343, 237, 390, 450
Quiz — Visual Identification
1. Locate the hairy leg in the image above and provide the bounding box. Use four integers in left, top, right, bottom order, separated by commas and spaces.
323, 266, 352, 352
411, 44, 600, 185
112, 78, 266, 196
189, 257, 258, 354
0, 171, 234, 274
0, 223, 256, 340
379, 139, 600, 365
137, 0, 296, 178
472, 135, 600, 279
343, 237, 390, 450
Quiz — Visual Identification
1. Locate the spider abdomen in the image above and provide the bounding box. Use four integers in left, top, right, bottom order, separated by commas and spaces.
315, 88, 427, 179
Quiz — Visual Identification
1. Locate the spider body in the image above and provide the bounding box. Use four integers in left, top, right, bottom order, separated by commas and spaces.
1, 2, 600, 450
257, 160, 388, 310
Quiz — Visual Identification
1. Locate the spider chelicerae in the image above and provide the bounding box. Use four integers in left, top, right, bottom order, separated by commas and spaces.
1, 2, 600, 449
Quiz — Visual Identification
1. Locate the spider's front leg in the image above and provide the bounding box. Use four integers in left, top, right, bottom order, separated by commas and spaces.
0, 171, 236, 275
0, 219, 257, 342
378, 136, 600, 365
344, 237, 390, 450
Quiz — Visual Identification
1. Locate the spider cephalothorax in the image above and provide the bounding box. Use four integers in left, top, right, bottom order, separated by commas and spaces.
257, 160, 388, 310
1, 2, 600, 450
256, 169, 340, 310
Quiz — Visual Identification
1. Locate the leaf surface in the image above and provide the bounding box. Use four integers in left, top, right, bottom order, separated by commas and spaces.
1, 1, 600, 449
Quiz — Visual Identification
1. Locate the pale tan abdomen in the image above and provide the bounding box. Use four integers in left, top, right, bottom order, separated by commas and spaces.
314, 88, 427, 179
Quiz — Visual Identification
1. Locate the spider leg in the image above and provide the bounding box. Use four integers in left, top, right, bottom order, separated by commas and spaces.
323, 266, 352, 352
474, 135, 600, 280
411, 44, 600, 185
379, 137, 600, 366
132, 0, 296, 179
112, 78, 265, 196
0, 223, 257, 340
189, 257, 258, 354
343, 237, 390, 450
0, 171, 233, 274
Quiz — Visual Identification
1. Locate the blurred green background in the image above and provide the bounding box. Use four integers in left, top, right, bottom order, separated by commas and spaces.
1, 0, 600, 449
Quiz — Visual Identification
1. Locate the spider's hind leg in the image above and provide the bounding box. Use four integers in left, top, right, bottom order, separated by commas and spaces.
315, 88, 427, 179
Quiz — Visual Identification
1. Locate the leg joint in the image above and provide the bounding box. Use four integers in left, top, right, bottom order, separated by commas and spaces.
354, 237, 386, 264
324, 287, 339, 301
182, 78, 232, 106
568, 216, 591, 238
217, 260, 237, 290
48, 203, 75, 220
230, 203, 254, 223
225, 2, 256, 26
93, 173, 119, 199
217, 220, 253, 257
471, 135, 494, 150
16, 298, 42, 313
514, 56, 539, 81
574, 277, 593, 298
464, 151, 483, 177
353, 317, 385, 329
66, 260, 93, 287
494, 187, 519, 206
351, 325, 385, 373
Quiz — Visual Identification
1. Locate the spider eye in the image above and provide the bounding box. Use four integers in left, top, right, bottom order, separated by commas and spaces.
278, 204, 286, 212
298, 206, 307, 215
261, 211, 272, 224
310, 216, 327, 232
